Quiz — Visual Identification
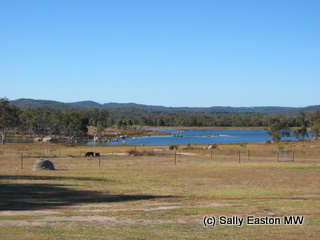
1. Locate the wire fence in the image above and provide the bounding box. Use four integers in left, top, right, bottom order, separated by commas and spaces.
2, 146, 316, 171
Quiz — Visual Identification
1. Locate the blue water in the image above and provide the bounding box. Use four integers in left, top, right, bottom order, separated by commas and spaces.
81, 129, 303, 146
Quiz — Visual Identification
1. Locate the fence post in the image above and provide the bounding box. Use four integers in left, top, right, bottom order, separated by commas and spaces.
98, 155, 101, 167
292, 150, 295, 162
174, 151, 177, 165
248, 149, 250, 161
211, 148, 213, 160
238, 150, 241, 163
21, 153, 24, 169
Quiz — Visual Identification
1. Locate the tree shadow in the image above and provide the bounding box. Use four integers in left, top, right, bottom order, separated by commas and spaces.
0, 175, 175, 210
0, 175, 109, 182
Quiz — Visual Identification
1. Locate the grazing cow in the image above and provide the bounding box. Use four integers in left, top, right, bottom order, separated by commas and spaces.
95, 152, 100, 157
85, 151, 94, 157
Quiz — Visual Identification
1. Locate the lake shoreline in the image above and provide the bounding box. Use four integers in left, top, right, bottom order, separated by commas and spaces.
80, 128, 276, 146
146, 126, 267, 130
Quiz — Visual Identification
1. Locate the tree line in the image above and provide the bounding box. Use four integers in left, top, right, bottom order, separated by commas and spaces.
1, 97, 320, 144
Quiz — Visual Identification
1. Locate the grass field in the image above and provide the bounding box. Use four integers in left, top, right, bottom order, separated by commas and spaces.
0, 141, 319, 239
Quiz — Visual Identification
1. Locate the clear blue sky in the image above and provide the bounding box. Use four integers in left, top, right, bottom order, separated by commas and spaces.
1, 0, 319, 107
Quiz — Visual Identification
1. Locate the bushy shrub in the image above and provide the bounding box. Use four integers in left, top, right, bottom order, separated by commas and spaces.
142, 150, 155, 156
169, 145, 178, 150
127, 149, 155, 156
127, 149, 142, 156
208, 144, 217, 149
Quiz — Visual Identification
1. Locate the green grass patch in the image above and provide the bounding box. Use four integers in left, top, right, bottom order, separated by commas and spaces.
288, 166, 320, 170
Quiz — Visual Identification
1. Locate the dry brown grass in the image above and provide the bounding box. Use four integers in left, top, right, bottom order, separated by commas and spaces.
0, 141, 319, 239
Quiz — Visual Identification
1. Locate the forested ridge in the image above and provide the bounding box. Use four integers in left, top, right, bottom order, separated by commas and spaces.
1, 98, 320, 144
9, 98, 320, 114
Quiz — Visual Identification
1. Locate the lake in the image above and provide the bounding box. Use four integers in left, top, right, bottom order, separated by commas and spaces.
82, 129, 303, 146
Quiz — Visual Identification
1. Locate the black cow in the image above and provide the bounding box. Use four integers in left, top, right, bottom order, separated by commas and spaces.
95, 152, 100, 157
85, 151, 94, 157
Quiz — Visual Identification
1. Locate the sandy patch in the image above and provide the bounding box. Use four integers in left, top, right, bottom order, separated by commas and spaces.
195, 203, 238, 208
179, 152, 198, 156
0, 201, 236, 227
0, 210, 60, 216
0, 220, 46, 227
0, 215, 189, 227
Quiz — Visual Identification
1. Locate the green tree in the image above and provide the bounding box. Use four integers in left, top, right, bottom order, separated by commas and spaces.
296, 111, 307, 126
63, 111, 88, 137
97, 121, 106, 136
107, 118, 115, 127
116, 120, 123, 130
310, 124, 320, 138
89, 117, 96, 126
308, 110, 320, 139
122, 120, 127, 130
0, 98, 20, 144
292, 125, 308, 140
265, 116, 291, 143
125, 119, 133, 128
18, 107, 61, 137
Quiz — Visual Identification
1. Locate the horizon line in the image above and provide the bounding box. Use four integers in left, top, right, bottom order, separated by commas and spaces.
8, 97, 319, 109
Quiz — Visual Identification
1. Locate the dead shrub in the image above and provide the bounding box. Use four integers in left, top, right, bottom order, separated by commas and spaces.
127, 149, 143, 156
127, 149, 155, 156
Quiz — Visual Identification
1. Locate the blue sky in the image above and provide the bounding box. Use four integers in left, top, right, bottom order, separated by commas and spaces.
1, 0, 319, 107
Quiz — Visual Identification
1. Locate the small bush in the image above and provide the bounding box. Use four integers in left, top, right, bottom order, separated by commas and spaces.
265, 140, 271, 144
208, 144, 217, 149
169, 145, 178, 150
127, 149, 155, 156
298, 138, 308, 142
127, 149, 142, 156
142, 150, 155, 156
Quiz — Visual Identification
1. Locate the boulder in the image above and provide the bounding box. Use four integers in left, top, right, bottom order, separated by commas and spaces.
33, 158, 55, 171
42, 137, 53, 143
34, 137, 42, 142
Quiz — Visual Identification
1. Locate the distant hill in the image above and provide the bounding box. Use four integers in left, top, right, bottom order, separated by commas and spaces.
103, 102, 175, 111
103, 104, 299, 114
10, 98, 72, 110
9, 98, 320, 114
69, 101, 104, 108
